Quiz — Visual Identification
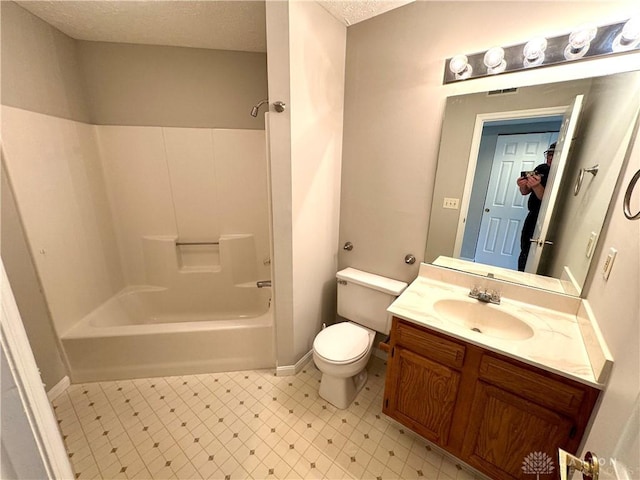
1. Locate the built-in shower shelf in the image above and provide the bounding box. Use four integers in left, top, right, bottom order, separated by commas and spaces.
178, 266, 222, 274
142, 234, 260, 286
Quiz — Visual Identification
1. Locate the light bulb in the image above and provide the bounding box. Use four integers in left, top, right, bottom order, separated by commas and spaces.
523, 37, 547, 67
484, 47, 506, 74
564, 26, 597, 59
449, 54, 473, 80
612, 17, 640, 52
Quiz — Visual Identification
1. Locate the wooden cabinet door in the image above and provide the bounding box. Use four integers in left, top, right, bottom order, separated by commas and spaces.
384, 347, 460, 446
463, 382, 573, 480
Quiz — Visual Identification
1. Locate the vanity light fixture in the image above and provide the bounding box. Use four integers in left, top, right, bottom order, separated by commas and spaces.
443, 17, 640, 84
612, 16, 640, 52
523, 37, 548, 67
564, 26, 597, 60
484, 47, 506, 74
449, 54, 473, 80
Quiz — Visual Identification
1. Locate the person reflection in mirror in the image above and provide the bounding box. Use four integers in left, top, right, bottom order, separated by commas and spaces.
516, 142, 555, 271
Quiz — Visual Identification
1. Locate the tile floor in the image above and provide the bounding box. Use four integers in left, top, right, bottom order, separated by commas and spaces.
52, 357, 487, 480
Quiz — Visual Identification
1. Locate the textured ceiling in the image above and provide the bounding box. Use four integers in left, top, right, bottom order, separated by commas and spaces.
16, 1, 268, 52
16, 1, 415, 53
320, 0, 414, 26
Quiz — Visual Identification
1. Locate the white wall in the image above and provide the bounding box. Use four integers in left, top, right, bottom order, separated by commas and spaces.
290, 1, 346, 360
265, 0, 296, 366
266, 0, 346, 367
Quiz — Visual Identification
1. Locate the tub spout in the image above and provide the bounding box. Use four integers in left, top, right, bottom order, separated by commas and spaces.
257, 280, 272, 288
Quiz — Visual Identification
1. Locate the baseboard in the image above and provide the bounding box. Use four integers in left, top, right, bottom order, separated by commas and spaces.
276, 350, 313, 377
46, 376, 70, 402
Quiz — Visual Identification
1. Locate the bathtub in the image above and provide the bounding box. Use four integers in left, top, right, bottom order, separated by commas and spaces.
61, 285, 275, 382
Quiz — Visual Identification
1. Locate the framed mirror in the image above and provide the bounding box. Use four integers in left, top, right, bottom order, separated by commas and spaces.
425, 70, 640, 296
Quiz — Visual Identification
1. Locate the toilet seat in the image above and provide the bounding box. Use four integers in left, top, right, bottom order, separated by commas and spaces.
313, 322, 371, 365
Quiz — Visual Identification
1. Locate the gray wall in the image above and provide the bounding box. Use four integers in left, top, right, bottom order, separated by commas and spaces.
77, 41, 268, 129
1, 1, 91, 122
1, 1, 269, 129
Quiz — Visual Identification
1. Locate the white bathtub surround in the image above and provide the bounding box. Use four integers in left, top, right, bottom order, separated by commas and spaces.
97, 125, 270, 287
2, 106, 125, 336
3, 106, 275, 383
388, 263, 613, 388
142, 234, 260, 286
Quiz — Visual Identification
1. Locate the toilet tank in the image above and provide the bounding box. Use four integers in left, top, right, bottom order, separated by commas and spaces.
336, 268, 407, 334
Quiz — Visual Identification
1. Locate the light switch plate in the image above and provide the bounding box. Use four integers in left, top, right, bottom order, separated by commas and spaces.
602, 247, 617, 280
443, 197, 460, 209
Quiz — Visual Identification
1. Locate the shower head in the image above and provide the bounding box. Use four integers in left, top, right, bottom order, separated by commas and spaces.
250, 99, 269, 117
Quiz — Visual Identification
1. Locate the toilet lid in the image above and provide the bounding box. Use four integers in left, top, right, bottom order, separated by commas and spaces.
313, 322, 370, 363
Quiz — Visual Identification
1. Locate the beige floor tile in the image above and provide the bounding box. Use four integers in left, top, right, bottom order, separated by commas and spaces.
58, 358, 463, 480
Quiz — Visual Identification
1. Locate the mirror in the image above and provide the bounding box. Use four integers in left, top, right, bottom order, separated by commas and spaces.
425, 70, 640, 296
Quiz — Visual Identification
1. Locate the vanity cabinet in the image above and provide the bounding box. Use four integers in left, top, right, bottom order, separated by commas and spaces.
383, 320, 465, 446
383, 317, 600, 480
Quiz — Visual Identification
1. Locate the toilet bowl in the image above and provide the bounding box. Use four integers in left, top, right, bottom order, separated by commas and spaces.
312, 268, 407, 409
313, 322, 375, 409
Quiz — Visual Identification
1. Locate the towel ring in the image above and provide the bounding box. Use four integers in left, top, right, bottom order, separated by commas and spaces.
623, 168, 640, 220
574, 165, 599, 196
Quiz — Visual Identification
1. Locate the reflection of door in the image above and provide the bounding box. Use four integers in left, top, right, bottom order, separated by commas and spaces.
525, 95, 584, 273
474, 133, 553, 270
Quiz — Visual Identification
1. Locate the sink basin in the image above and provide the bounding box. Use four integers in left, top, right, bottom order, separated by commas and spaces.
433, 298, 534, 341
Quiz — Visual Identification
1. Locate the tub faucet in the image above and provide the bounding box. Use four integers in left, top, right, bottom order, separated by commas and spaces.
257, 280, 272, 288
469, 285, 500, 304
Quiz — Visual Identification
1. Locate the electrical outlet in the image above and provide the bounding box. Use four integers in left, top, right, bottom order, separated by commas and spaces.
585, 232, 598, 258
443, 197, 460, 209
602, 247, 617, 280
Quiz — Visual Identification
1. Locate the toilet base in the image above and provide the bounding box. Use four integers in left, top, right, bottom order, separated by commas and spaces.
318, 369, 368, 409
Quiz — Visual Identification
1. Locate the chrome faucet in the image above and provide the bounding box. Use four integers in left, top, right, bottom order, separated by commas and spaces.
469, 285, 501, 304
256, 280, 272, 288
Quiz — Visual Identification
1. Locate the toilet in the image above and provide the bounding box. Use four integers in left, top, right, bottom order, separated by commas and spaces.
312, 268, 407, 409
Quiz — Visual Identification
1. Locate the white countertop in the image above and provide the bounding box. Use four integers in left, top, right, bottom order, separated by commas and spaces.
387, 274, 603, 389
